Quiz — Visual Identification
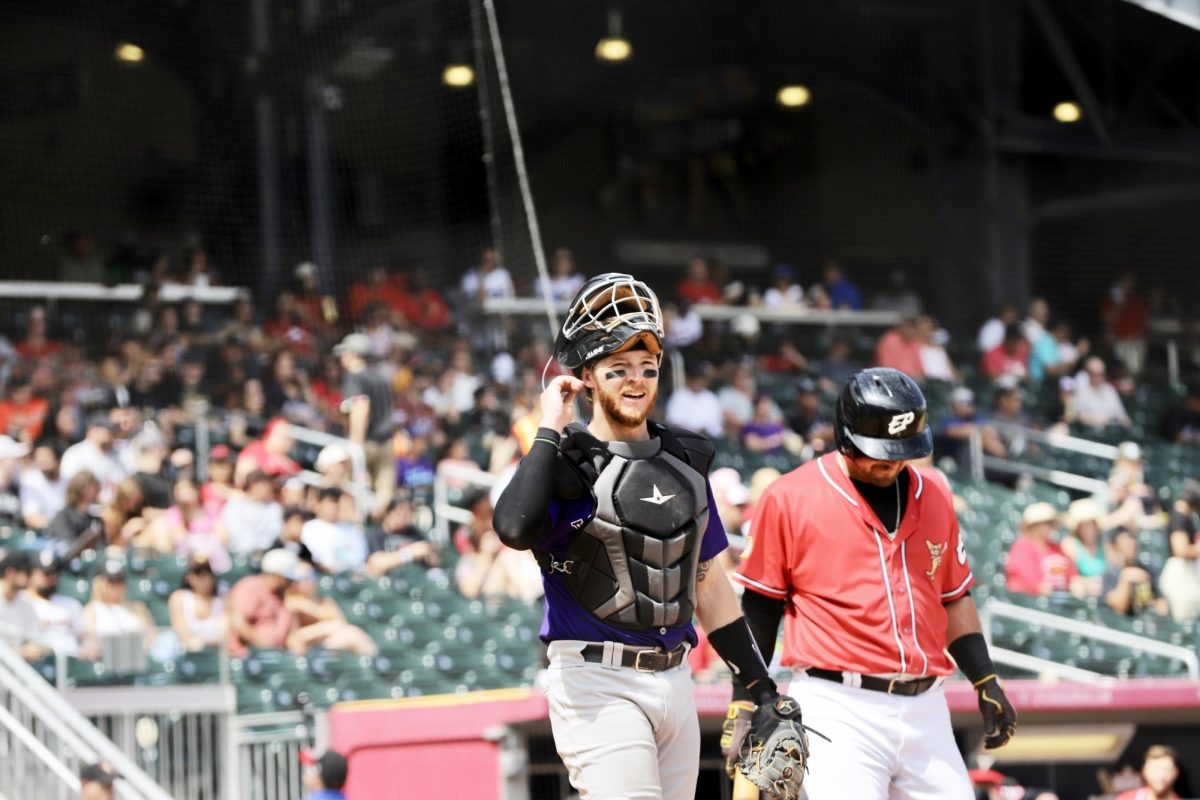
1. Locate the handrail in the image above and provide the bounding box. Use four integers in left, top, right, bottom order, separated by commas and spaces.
982, 599, 1199, 678
0, 639, 174, 800
981, 456, 1109, 494
985, 647, 1117, 685
0, 280, 247, 304
482, 296, 902, 327
988, 421, 1121, 460
0, 704, 81, 791
433, 461, 501, 544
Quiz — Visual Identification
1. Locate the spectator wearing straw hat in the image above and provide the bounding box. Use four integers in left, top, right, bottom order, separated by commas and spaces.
1060, 498, 1107, 598
1005, 503, 1082, 598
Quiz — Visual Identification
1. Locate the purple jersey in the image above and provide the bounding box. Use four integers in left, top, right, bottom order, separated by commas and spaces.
536, 483, 728, 650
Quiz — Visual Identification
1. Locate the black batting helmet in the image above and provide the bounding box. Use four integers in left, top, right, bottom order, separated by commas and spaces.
835, 368, 933, 461
553, 273, 663, 370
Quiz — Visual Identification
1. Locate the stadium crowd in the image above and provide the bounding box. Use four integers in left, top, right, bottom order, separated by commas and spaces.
0, 241, 1195, 796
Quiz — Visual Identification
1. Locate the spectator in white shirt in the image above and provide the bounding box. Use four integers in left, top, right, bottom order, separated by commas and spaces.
461, 247, 514, 301
1074, 357, 1132, 428
301, 487, 368, 573
61, 414, 127, 499
663, 300, 703, 349
977, 301, 1020, 353
0, 551, 48, 661
717, 362, 759, 436
916, 315, 958, 382
761, 264, 805, 308
665, 365, 724, 438
535, 248, 585, 301
221, 471, 284, 555
20, 443, 68, 529
26, 550, 89, 658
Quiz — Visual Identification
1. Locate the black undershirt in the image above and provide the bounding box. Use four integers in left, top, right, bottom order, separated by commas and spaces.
849, 469, 910, 534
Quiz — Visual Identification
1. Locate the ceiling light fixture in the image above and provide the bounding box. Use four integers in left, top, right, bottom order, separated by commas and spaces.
115, 42, 145, 64
1053, 101, 1082, 123
776, 84, 812, 108
596, 9, 632, 62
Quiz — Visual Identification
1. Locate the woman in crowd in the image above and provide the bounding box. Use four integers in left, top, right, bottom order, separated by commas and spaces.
82, 561, 158, 652
1060, 498, 1107, 597
168, 554, 227, 652
155, 478, 230, 572
101, 478, 154, 550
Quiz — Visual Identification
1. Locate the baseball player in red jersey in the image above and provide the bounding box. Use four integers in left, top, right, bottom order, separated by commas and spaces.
723, 368, 1017, 798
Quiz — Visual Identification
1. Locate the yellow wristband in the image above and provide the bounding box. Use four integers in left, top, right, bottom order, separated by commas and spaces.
533, 437, 559, 449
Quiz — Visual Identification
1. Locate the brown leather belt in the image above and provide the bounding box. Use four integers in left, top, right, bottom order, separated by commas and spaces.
808, 667, 938, 696
581, 643, 689, 672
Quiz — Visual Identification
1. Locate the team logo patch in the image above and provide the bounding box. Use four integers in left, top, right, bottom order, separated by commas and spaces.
888, 411, 916, 435
925, 540, 944, 580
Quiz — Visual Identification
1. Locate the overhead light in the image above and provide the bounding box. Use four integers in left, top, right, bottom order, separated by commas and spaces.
114, 42, 145, 64
776, 85, 812, 108
442, 64, 475, 88
1053, 101, 1082, 123
596, 9, 632, 62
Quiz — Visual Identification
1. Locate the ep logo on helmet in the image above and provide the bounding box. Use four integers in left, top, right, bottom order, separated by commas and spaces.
887, 412, 915, 435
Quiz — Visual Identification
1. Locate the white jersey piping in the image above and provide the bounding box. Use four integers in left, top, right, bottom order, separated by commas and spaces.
872, 529, 907, 674
899, 541, 929, 676
818, 456, 859, 507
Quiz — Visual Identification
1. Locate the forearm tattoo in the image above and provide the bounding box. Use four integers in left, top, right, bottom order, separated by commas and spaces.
697, 558, 713, 583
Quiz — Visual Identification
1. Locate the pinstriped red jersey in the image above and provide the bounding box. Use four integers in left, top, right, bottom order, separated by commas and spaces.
734, 452, 973, 678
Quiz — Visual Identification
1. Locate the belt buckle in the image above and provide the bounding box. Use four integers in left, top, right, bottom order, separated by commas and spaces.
887, 678, 901, 695
634, 649, 659, 672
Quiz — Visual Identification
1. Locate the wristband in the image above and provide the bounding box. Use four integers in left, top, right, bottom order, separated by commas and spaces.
708, 618, 776, 704
947, 632, 997, 686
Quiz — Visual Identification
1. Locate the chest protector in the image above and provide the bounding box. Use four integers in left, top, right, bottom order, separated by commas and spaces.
547, 421, 713, 630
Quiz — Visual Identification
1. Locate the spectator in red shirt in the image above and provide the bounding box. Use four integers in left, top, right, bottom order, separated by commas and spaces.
235, 417, 300, 486
982, 324, 1030, 381
1101, 271, 1151, 374
15, 306, 61, 362
676, 256, 722, 305
1005, 502, 1082, 597
346, 265, 412, 324
292, 262, 334, 332
226, 548, 302, 657
263, 292, 318, 360
1115, 745, 1181, 800
402, 272, 453, 331
0, 375, 48, 443
874, 317, 924, 379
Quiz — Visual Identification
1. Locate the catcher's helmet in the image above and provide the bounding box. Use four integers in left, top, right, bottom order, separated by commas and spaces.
835, 368, 933, 461
553, 273, 663, 370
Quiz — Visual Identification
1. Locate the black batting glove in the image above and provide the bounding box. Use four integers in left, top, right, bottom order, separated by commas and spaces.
973, 674, 1017, 749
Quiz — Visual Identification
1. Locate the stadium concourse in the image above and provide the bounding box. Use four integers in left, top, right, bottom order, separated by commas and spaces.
0, 258, 1196, 798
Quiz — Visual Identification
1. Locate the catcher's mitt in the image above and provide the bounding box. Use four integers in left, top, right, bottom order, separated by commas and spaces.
736, 694, 826, 800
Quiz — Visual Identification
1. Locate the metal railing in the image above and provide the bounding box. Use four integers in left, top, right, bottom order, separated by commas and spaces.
968, 422, 1116, 493
68, 683, 238, 800
0, 636, 174, 800
0, 280, 248, 305
981, 598, 1200, 681
434, 460, 502, 545
483, 296, 903, 327
235, 711, 316, 800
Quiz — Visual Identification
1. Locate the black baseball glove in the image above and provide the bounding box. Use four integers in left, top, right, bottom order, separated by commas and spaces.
973, 674, 1017, 749
737, 694, 827, 800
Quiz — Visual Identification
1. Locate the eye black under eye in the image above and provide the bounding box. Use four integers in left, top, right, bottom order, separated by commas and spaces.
643, 369, 658, 378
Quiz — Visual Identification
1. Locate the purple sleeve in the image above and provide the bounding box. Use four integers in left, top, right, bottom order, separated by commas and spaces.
699, 483, 729, 562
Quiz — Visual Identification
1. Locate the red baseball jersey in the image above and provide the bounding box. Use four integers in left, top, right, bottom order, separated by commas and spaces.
734, 452, 973, 677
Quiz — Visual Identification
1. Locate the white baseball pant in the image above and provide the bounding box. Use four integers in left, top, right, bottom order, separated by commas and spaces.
790, 674, 974, 800
543, 640, 699, 800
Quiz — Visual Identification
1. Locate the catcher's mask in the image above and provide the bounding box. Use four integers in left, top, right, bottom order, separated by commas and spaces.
553, 273, 663, 370
834, 367, 932, 461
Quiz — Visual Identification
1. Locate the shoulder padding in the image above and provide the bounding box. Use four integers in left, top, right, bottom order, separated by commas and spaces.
651, 421, 715, 475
